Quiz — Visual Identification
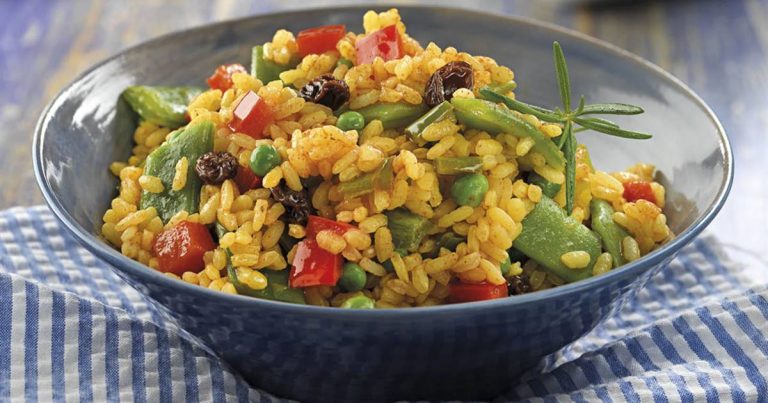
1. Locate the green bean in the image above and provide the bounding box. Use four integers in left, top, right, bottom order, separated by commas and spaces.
337, 158, 393, 198
355, 102, 428, 129
251, 45, 292, 84
139, 121, 213, 222
436, 232, 465, 252
435, 157, 483, 175
528, 172, 562, 199
479, 87, 561, 123
590, 199, 629, 268
122, 86, 202, 128
451, 98, 565, 169
485, 81, 517, 94
226, 249, 306, 304
513, 196, 601, 282
215, 222, 228, 241
386, 209, 433, 254
403, 101, 453, 144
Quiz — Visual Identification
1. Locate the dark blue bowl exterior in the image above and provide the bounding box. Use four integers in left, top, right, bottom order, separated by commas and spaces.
34, 6, 732, 402
100, 247, 670, 401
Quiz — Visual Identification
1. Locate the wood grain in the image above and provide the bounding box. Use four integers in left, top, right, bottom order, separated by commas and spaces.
1, 0, 764, 254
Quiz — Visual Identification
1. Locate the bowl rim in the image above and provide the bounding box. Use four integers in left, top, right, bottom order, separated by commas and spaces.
33, 4, 733, 318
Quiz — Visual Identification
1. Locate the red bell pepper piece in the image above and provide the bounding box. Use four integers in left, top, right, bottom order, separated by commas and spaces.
297, 24, 346, 57
228, 90, 273, 139
305, 215, 356, 239
355, 25, 404, 65
289, 239, 343, 287
152, 221, 216, 275
623, 181, 656, 204
206, 63, 247, 91
233, 164, 261, 194
289, 216, 356, 287
448, 281, 508, 303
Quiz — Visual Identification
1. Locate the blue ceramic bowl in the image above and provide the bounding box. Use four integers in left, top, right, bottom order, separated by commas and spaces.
33, 6, 732, 402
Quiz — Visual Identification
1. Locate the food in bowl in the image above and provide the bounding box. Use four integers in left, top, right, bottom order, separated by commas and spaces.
101, 8, 672, 308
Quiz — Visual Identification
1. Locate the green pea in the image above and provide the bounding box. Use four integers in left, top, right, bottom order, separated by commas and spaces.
451, 173, 489, 207
339, 262, 367, 292
341, 295, 375, 309
500, 256, 512, 276
249, 144, 281, 176
336, 111, 365, 131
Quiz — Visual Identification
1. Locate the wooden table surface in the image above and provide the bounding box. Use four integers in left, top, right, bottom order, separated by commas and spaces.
2, 0, 766, 256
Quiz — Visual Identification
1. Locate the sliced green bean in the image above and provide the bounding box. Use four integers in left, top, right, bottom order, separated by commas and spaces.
451, 98, 565, 170
122, 86, 202, 128
251, 45, 293, 84
513, 196, 601, 282
355, 103, 428, 129
337, 158, 393, 198
139, 121, 213, 222
435, 157, 483, 175
590, 199, 629, 268
403, 101, 453, 144
528, 172, 561, 199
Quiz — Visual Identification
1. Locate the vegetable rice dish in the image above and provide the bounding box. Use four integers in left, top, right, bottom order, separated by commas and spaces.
102, 9, 671, 308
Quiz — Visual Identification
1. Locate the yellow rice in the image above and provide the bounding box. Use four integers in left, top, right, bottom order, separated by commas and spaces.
102, 8, 671, 308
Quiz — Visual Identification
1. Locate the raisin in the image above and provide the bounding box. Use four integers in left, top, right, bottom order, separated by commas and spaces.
270, 184, 314, 225
299, 74, 350, 110
195, 151, 238, 185
508, 274, 532, 296
424, 61, 474, 107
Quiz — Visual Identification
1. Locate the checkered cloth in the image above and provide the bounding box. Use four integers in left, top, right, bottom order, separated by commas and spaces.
0, 206, 766, 402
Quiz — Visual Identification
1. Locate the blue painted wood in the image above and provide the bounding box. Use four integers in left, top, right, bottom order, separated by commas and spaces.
1, 0, 764, 254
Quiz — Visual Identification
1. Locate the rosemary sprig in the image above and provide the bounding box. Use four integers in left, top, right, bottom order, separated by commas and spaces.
481, 41, 652, 215
553, 42, 572, 114
551, 43, 578, 215
563, 121, 576, 214
579, 103, 644, 115
573, 116, 651, 140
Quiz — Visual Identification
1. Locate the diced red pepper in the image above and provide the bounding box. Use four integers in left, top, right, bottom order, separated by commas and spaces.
152, 221, 216, 276
228, 90, 273, 139
206, 63, 247, 91
305, 215, 357, 239
288, 216, 355, 287
289, 239, 343, 287
233, 164, 261, 194
448, 282, 508, 303
355, 25, 404, 65
297, 24, 346, 57
623, 181, 656, 204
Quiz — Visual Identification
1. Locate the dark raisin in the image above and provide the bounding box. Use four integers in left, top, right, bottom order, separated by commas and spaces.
424, 61, 474, 107
270, 184, 314, 225
195, 151, 238, 185
299, 74, 350, 110
508, 274, 532, 296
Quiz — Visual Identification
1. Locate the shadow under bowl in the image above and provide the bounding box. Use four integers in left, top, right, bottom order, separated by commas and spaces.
33, 5, 732, 402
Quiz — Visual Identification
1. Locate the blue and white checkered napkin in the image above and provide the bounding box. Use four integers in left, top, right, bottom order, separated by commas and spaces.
0, 206, 766, 402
